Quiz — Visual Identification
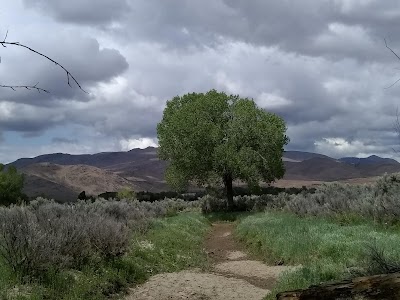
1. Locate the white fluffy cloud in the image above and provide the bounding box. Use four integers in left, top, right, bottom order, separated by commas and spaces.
120, 138, 158, 151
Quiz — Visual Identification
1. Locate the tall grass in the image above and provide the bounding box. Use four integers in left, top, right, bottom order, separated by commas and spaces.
236, 212, 400, 299
129, 212, 210, 279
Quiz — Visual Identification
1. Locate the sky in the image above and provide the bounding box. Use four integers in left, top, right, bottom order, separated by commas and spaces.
2, 0, 400, 163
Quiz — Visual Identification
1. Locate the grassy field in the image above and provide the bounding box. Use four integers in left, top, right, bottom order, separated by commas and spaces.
0, 212, 209, 300
235, 212, 400, 299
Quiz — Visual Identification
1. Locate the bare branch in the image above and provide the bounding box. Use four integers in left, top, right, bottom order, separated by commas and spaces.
0, 83, 49, 93
2, 30, 8, 43
0, 32, 87, 93
385, 38, 400, 61
392, 108, 400, 153
385, 38, 400, 89
384, 77, 400, 89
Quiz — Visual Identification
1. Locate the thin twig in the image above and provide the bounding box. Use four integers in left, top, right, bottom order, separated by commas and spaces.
384, 38, 400, 89
385, 38, 400, 61
0, 83, 49, 93
0, 31, 86, 93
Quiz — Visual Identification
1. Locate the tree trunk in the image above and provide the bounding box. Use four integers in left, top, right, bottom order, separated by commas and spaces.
223, 172, 234, 211
276, 272, 400, 300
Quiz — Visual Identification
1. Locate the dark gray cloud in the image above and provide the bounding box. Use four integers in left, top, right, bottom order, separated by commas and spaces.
52, 137, 78, 144
23, 0, 130, 26
3, 0, 400, 163
0, 32, 128, 105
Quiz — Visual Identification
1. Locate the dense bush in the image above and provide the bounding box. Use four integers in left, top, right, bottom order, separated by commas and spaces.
0, 197, 200, 278
0, 164, 25, 206
200, 194, 280, 213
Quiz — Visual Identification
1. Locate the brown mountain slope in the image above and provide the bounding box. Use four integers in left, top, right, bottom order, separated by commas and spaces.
284, 157, 363, 181
284, 157, 400, 181
21, 163, 147, 201
23, 173, 79, 203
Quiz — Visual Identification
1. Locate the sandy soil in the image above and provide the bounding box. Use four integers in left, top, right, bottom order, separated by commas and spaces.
127, 270, 268, 300
126, 222, 298, 300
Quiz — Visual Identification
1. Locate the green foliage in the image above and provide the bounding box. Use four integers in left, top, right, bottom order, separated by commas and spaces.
235, 212, 400, 299
129, 212, 209, 280
117, 187, 136, 200
157, 89, 289, 193
0, 164, 25, 206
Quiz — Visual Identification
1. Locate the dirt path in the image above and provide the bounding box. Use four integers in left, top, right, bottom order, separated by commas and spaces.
126, 222, 298, 300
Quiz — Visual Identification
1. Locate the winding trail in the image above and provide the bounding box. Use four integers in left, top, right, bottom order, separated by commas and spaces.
126, 222, 298, 300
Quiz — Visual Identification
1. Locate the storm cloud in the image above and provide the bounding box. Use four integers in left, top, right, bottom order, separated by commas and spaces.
2, 0, 400, 163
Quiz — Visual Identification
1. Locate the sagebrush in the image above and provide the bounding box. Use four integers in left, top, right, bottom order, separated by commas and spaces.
201, 173, 400, 224
0, 197, 200, 278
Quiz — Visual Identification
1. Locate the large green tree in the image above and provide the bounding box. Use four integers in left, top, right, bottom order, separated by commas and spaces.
157, 90, 289, 210
0, 164, 25, 206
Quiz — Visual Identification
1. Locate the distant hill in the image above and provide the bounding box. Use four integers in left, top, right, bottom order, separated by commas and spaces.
21, 163, 150, 202
284, 157, 363, 181
22, 173, 79, 203
11, 148, 160, 169
8, 148, 400, 201
339, 155, 399, 166
283, 151, 333, 162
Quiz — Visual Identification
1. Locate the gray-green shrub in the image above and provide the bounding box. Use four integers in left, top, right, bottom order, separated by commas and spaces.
283, 173, 400, 224
200, 173, 400, 224
0, 197, 200, 278
200, 194, 278, 213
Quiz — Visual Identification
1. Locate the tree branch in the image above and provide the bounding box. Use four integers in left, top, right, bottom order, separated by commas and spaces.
392, 108, 400, 153
0, 30, 86, 93
0, 83, 49, 93
384, 38, 400, 89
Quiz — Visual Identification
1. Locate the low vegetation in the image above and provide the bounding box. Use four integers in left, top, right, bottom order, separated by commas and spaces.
0, 197, 207, 299
3, 168, 400, 299
203, 173, 400, 225
221, 173, 400, 298
283, 174, 400, 224
236, 212, 400, 299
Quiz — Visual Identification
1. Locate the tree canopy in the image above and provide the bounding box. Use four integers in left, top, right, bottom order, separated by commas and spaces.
157, 89, 289, 209
0, 164, 25, 206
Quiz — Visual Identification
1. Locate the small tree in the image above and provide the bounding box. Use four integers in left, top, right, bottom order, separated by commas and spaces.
157, 89, 289, 210
0, 164, 24, 206
117, 187, 136, 200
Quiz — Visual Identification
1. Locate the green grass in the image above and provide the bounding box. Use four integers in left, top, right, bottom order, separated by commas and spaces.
235, 212, 400, 299
0, 212, 210, 300
204, 211, 253, 222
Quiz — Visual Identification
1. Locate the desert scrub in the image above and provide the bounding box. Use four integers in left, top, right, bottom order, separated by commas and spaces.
282, 173, 400, 225
0, 198, 204, 299
201, 173, 400, 225
235, 212, 400, 299
200, 194, 280, 213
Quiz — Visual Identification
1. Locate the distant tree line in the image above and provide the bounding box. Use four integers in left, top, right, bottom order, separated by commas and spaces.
88, 185, 316, 202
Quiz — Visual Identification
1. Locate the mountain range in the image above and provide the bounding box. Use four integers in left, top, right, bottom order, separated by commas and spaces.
7, 148, 400, 202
